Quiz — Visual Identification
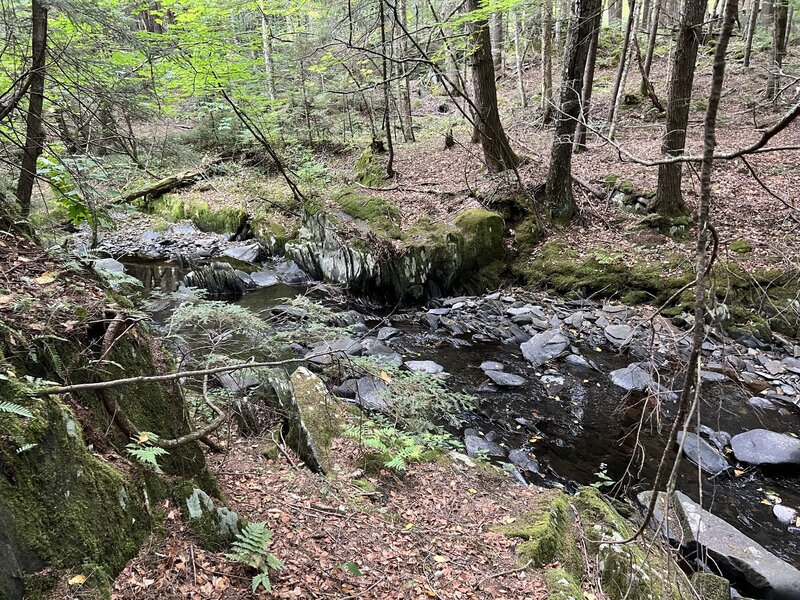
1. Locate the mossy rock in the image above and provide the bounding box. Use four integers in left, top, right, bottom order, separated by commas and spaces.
180, 486, 241, 550
354, 148, 387, 188
729, 239, 753, 254
545, 568, 583, 600
333, 189, 401, 239
691, 572, 731, 600
150, 195, 248, 235
252, 211, 297, 255
454, 208, 505, 270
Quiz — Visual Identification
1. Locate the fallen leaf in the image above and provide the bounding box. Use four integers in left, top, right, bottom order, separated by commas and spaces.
68, 574, 87, 586
379, 370, 392, 384
433, 555, 449, 563
35, 271, 58, 285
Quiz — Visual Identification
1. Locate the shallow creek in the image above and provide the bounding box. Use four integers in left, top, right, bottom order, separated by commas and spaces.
126, 260, 800, 568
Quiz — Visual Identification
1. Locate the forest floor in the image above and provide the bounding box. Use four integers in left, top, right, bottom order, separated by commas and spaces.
109, 434, 552, 599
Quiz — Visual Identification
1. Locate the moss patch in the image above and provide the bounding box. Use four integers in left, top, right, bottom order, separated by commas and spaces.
729, 239, 753, 254
149, 195, 248, 234
454, 209, 505, 270
354, 148, 387, 187
545, 568, 583, 600
333, 189, 401, 239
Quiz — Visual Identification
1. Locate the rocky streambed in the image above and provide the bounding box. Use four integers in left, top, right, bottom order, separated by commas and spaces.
88, 212, 800, 594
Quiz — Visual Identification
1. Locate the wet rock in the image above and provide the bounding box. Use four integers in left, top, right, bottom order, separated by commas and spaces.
421, 313, 440, 329
508, 449, 539, 473
273, 260, 309, 284
428, 307, 451, 316
485, 370, 526, 387
773, 504, 798, 526
730, 429, 800, 466
183, 262, 248, 298
463, 428, 505, 458
94, 257, 126, 274
250, 269, 279, 287
405, 360, 445, 374
234, 269, 254, 288
377, 326, 401, 341
222, 242, 262, 264
748, 396, 777, 410
708, 431, 732, 453
700, 370, 728, 382
520, 330, 570, 367
610, 363, 677, 400
564, 354, 593, 370
361, 339, 403, 367
604, 324, 633, 347
332, 378, 358, 399
676, 431, 730, 475
307, 338, 362, 365
670, 491, 800, 599
480, 361, 505, 372
271, 304, 309, 319
356, 377, 391, 411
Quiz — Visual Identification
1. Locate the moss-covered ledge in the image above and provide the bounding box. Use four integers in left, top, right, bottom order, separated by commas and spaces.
516, 240, 800, 339
500, 488, 695, 600
285, 200, 506, 302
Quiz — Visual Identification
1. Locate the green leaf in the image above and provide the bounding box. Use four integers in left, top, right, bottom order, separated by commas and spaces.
339, 562, 363, 577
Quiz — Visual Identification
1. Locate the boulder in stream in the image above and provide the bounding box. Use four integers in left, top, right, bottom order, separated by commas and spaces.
405, 360, 445, 374
520, 329, 569, 367
484, 370, 526, 388
639, 490, 800, 599
463, 428, 506, 458
730, 429, 800, 466
676, 431, 730, 475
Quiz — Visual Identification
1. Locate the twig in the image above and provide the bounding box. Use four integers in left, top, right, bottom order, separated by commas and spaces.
473, 560, 533, 591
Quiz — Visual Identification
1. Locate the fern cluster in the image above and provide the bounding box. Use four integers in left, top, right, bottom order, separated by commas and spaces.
345, 415, 462, 472
225, 522, 284, 592
125, 432, 169, 472
0, 400, 33, 418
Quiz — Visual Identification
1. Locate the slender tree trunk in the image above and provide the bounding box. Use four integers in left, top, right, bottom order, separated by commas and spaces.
641, 0, 661, 94
575, 7, 603, 150
380, 0, 395, 176
397, 0, 415, 141
16, 0, 48, 218
491, 11, 504, 75
641, 0, 653, 31
608, 0, 637, 134
744, 0, 760, 66
766, 0, 789, 99
542, 0, 554, 123
555, 0, 569, 51
785, 5, 793, 47
513, 10, 527, 108
652, 0, 706, 216
260, 11, 277, 100
545, 0, 603, 225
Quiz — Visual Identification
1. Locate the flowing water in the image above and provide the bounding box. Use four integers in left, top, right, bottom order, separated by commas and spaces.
127, 260, 800, 568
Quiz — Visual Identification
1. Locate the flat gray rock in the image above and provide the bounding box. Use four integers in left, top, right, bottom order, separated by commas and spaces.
223, 242, 262, 263
748, 396, 777, 410
565, 312, 584, 328
463, 428, 505, 458
94, 257, 126, 274
730, 429, 800, 466
783, 357, 800, 375
405, 360, 445, 374
250, 269, 279, 287
356, 377, 391, 411
520, 330, 569, 367
673, 491, 800, 599
361, 339, 403, 367
480, 361, 505, 372
508, 449, 539, 473
377, 326, 401, 341
610, 363, 677, 400
604, 324, 633, 347
485, 370, 526, 387
676, 431, 730, 475
700, 370, 728, 382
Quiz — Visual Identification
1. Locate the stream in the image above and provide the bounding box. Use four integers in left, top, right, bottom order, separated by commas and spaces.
122, 257, 800, 570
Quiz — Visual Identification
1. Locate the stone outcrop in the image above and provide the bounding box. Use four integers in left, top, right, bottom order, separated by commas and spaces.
285, 204, 505, 302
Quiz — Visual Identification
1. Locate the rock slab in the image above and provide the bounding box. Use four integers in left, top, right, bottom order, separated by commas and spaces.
730, 429, 800, 466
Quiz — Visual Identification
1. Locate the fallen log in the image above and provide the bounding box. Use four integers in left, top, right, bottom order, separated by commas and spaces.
124, 168, 207, 203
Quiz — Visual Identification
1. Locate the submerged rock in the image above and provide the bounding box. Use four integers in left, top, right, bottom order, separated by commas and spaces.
730, 429, 800, 466
250, 269, 279, 287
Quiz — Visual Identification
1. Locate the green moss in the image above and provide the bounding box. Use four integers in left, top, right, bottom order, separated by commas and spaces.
252, 211, 297, 255
354, 148, 386, 187
333, 189, 401, 239
729, 239, 753, 253
545, 568, 583, 600
454, 208, 505, 270
499, 492, 582, 575
150, 195, 247, 234
690, 572, 731, 600
604, 175, 637, 195
178, 485, 241, 550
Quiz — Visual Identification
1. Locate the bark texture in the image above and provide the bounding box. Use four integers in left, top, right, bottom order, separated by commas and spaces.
545, 0, 602, 225
652, 0, 707, 216
16, 0, 48, 218
466, 0, 518, 172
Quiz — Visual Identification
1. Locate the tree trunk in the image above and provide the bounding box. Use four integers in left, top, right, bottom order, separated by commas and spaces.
397, 0, 415, 141
641, 0, 653, 31
491, 11, 504, 75
465, 0, 519, 171
575, 7, 603, 150
545, 0, 603, 225
513, 10, 527, 108
641, 0, 661, 94
608, 0, 637, 134
260, 7, 277, 100
766, 0, 789, 99
610, 0, 624, 25
380, 0, 395, 176
541, 0, 554, 123
16, 0, 48, 218
652, 0, 706, 216
743, 0, 760, 66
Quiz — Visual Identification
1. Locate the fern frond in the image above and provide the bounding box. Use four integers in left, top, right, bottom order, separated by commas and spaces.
0, 401, 33, 418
